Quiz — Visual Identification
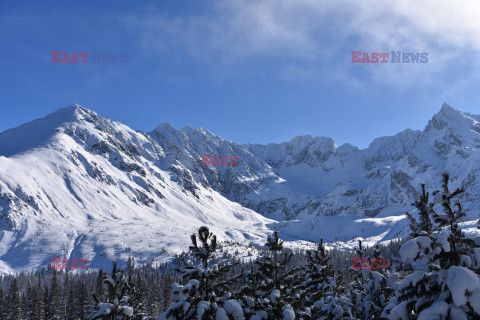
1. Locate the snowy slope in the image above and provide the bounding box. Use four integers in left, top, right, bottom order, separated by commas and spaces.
1, 103, 480, 273
243, 105, 480, 219
151, 103, 480, 248
152, 103, 480, 218
0, 106, 274, 273
149, 124, 317, 221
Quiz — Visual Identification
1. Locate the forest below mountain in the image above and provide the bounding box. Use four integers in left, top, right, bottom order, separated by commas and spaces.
1, 173, 480, 319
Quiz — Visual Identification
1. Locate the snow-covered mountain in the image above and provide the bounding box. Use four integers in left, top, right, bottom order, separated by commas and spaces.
0, 106, 274, 273
152, 104, 480, 221
1, 103, 480, 273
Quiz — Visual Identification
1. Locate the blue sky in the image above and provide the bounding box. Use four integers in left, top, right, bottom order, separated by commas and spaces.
1, 0, 480, 148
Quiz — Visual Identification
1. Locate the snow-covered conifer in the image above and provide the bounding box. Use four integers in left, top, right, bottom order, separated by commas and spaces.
384, 173, 480, 319
297, 239, 338, 319
160, 226, 244, 320
257, 231, 303, 319
91, 262, 141, 319
405, 183, 434, 237
356, 244, 396, 320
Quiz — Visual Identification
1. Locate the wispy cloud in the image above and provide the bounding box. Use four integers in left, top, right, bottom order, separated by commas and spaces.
120, 0, 480, 88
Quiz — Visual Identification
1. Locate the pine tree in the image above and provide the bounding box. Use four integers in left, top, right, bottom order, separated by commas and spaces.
77, 276, 91, 319
130, 270, 149, 319
188, 226, 218, 301
33, 274, 46, 320
432, 172, 473, 267
8, 278, 21, 320
161, 226, 244, 320
1, 286, 10, 320
296, 239, 333, 318
64, 272, 77, 320
146, 271, 161, 318
343, 239, 368, 319
0, 287, 5, 320
48, 269, 62, 319
160, 271, 173, 313
233, 263, 265, 319
20, 291, 28, 320
240, 231, 302, 319
91, 262, 142, 319
384, 173, 480, 319
356, 244, 396, 320
405, 183, 434, 237
96, 269, 105, 300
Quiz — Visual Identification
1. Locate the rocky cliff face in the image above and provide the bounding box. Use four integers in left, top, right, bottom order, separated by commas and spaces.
152, 103, 480, 221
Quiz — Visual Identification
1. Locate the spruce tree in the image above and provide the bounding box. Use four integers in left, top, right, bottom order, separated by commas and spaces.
384, 173, 480, 319
20, 289, 28, 320
33, 274, 46, 320
161, 226, 244, 320
0, 287, 5, 320
90, 262, 139, 319
78, 276, 91, 320
295, 239, 345, 319
48, 269, 62, 319
64, 272, 77, 320
241, 231, 302, 319
8, 278, 21, 320
356, 244, 396, 320
405, 183, 434, 237
160, 271, 173, 312
96, 269, 105, 300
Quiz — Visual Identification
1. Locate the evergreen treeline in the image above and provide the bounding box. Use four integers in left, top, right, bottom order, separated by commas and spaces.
0, 243, 401, 319
2, 172, 480, 319
0, 258, 177, 320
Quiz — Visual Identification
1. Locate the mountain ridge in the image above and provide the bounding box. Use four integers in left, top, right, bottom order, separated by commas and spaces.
0, 104, 274, 273
0, 103, 479, 273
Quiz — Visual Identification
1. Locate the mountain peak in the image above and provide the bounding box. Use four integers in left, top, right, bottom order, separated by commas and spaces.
439, 103, 461, 115
52, 104, 94, 120
425, 103, 471, 133
0, 104, 99, 157
154, 122, 176, 133
65, 103, 83, 110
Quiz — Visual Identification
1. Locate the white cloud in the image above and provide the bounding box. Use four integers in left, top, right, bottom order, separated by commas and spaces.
122, 0, 480, 87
